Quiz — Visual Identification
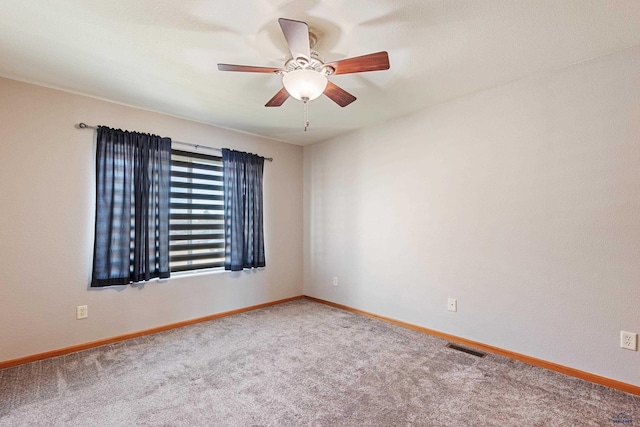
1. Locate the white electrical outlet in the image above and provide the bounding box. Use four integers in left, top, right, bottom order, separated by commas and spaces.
447, 298, 457, 312
332, 277, 338, 286
76, 305, 88, 320
620, 331, 637, 351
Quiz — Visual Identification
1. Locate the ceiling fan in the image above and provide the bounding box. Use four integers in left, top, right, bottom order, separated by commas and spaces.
217, 18, 390, 130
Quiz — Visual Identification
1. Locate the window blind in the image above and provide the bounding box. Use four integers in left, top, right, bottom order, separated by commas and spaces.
170, 149, 225, 272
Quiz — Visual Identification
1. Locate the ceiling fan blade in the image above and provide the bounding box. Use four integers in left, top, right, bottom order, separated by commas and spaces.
325, 51, 390, 75
265, 87, 290, 107
278, 18, 311, 61
217, 64, 282, 73
323, 81, 357, 107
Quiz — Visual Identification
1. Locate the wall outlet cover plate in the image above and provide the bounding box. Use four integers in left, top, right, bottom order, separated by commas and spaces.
620, 331, 637, 351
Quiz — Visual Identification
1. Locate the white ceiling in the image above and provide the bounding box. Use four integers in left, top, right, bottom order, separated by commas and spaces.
1, 1, 640, 145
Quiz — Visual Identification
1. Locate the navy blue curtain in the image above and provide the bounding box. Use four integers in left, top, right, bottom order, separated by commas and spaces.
222, 149, 265, 271
91, 127, 171, 287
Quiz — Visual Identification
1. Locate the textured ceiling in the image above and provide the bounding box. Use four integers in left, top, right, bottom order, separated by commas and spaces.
1, 0, 640, 145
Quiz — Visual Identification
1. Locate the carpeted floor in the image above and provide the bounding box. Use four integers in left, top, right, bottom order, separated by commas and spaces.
1, 299, 638, 426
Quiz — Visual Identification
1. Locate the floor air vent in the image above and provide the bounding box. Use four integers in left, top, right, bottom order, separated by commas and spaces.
446, 343, 487, 358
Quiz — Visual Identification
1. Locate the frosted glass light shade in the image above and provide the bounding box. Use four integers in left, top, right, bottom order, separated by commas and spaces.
282, 69, 328, 101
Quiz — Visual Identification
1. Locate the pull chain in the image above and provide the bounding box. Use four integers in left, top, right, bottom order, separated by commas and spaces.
303, 97, 310, 131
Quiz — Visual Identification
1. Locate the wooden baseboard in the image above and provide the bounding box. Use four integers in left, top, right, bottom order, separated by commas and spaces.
304, 295, 640, 396
0, 295, 304, 370
4, 294, 638, 396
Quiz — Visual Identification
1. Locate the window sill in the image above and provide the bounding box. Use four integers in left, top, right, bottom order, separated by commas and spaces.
161, 267, 227, 282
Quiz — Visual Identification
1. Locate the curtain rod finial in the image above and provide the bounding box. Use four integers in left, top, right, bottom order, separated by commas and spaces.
77, 123, 99, 129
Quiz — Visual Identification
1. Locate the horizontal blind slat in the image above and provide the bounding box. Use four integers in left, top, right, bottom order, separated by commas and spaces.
171, 159, 222, 173
171, 252, 224, 263
170, 232, 224, 241
171, 213, 224, 221
170, 242, 225, 252
170, 223, 224, 231
170, 181, 223, 192
170, 192, 224, 202
171, 170, 222, 181
171, 202, 223, 210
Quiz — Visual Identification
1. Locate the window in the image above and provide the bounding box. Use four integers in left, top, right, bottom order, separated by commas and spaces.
169, 149, 225, 272
91, 126, 267, 286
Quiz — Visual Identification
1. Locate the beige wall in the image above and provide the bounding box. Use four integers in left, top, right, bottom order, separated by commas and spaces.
0, 77, 303, 362
304, 47, 640, 385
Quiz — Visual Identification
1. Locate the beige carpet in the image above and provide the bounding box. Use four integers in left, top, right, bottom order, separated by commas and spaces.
0, 299, 637, 426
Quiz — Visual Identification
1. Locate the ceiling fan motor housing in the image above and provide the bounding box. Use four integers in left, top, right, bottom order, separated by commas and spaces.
284, 50, 332, 74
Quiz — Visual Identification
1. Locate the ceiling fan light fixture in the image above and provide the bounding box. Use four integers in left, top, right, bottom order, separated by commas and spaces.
282, 69, 327, 102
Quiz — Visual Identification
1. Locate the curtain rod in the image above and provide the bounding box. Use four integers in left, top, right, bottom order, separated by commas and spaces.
77, 123, 273, 162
